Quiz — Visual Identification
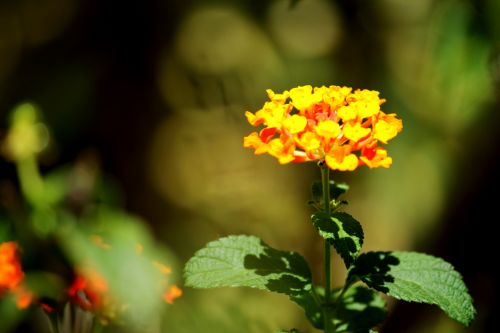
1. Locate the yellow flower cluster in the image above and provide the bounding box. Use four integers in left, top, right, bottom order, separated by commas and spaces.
243, 85, 402, 171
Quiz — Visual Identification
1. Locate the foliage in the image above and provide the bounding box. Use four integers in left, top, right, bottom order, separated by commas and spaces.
184, 85, 475, 332
0, 104, 181, 332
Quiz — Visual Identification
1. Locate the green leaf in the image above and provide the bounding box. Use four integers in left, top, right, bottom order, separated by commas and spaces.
331, 286, 387, 333
291, 287, 323, 329
276, 329, 303, 333
311, 212, 363, 267
292, 285, 386, 332
349, 251, 476, 326
184, 235, 312, 298
311, 180, 349, 203
57, 209, 181, 329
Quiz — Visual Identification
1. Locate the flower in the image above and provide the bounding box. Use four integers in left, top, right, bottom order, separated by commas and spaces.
0, 241, 34, 309
67, 267, 122, 324
68, 268, 110, 313
243, 85, 403, 171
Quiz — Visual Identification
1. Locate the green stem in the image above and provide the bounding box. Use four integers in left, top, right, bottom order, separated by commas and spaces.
16, 156, 45, 208
321, 163, 332, 303
320, 162, 335, 332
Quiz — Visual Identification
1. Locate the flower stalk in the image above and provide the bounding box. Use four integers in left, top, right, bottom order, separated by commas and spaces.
320, 161, 334, 332
184, 84, 475, 333
321, 162, 332, 303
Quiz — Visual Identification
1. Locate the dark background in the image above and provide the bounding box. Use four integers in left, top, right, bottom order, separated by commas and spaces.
1, 0, 499, 332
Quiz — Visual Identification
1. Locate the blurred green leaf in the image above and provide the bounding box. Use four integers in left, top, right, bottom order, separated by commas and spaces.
160, 290, 274, 333
0, 296, 25, 333
24, 272, 65, 301
184, 235, 312, 298
55, 208, 180, 329
31, 208, 58, 237
349, 251, 475, 326
0, 217, 13, 242
41, 167, 71, 206
311, 212, 363, 268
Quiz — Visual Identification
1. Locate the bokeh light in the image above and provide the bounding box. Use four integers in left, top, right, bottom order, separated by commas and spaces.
267, 0, 342, 58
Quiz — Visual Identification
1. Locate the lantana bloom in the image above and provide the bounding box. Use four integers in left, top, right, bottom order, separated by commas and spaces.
243, 85, 403, 171
0, 241, 34, 309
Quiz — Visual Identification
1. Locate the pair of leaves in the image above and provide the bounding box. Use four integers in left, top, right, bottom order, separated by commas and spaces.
309, 184, 475, 326
184, 236, 386, 332
185, 235, 476, 330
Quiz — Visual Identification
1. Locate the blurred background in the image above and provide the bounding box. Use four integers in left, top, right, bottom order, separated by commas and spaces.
0, 0, 499, 332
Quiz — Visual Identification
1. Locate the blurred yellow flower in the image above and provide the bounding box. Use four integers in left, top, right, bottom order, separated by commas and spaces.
243, 85, 403, 170
1, 103, 49, 162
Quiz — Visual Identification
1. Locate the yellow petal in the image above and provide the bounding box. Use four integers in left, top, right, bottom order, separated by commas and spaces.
343, 122, 370, 142
316, 120, 340, 138
337, 106, 356, 121
360, 149, 392, 168
267, 89, 289, 103
297, 131, 321, 151
283, 114, 307, 134
245, 111, 259, 125
289, 85, 318, 111
243, 132, 268, 154
325, 153, 358, 171
373, 120, 399, 143
353, 101, 379, 118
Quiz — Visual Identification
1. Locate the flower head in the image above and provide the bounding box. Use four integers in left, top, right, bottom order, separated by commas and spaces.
68, 268, 110, 313
243, 85, 402, 170
0, 241, 34, 309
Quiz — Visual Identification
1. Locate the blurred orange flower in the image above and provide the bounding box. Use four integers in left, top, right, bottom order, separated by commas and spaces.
67, 267, 120, 324
0, 241, 34, 309
163, 285, 182, 304
244, 85, 403, 171
67, 249, 182, 323
154, 259, 182, 304
68, 269, 110, 313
